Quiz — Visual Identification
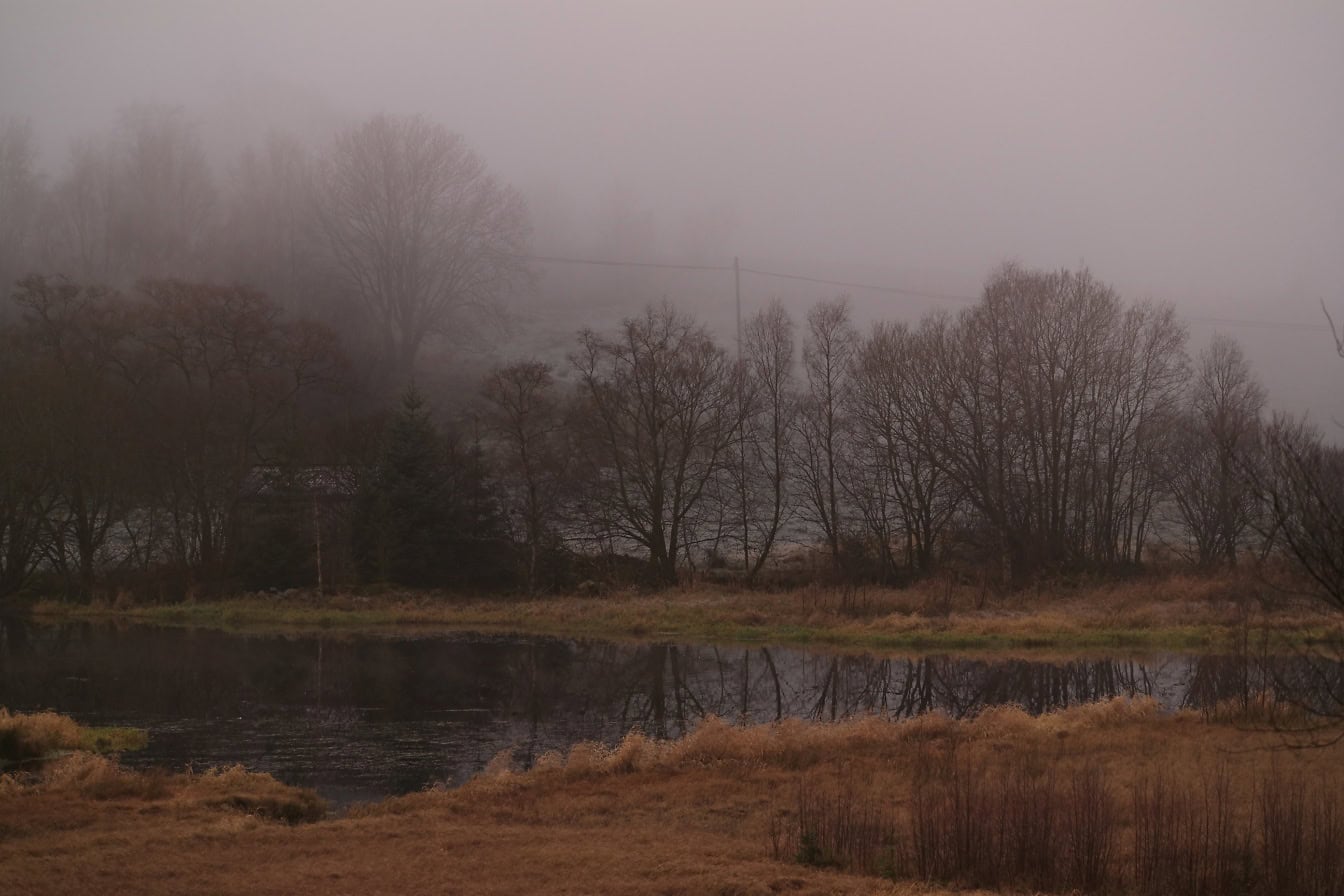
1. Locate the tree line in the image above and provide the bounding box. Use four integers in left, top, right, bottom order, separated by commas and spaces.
4, 261, 1339, 603
484, 265, 1340, 593
1, 106, 1339, 603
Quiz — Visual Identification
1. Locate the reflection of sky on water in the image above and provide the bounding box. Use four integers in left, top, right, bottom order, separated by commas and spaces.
0, 619, 1338, 805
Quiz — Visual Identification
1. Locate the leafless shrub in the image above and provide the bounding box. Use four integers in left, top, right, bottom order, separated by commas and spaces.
777, 773, 897, 876
775, 751, 1343, 896
1260, 771, 1344, 896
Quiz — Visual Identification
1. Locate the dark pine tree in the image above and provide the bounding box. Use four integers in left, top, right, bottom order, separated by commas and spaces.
355, 387, 513, 589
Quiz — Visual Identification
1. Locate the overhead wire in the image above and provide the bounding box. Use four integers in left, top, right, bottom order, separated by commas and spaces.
736, 265, 976, 303
512, 252, 1332, 333
510, 253, 730, 273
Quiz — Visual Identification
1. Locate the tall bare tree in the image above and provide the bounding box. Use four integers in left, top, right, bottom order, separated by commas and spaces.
1075, 302, 1187, 566
221, 132, 326, 319
480, 361, 571, 592
48, 137, 124, 284
932, 264, 1187, 583
848, 317, 963, 577
117, 105, 218, 277
1166, 333, 1266, 567
46, 106, 217, 284
0, 119, 43, 305
11, 276, 138, 597
736, 301, 798, 581
132, 280, 344, 582
318, 114, 530, 380
793, 297, 858, 573
1257, 416, 1344, 611
571, 304, 741, 585
0, 318, 53, 598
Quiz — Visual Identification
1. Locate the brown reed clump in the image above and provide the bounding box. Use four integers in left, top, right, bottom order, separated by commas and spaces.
0, 708, 82, 762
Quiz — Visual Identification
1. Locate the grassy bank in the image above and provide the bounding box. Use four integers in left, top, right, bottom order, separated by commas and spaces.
3, 702, 1342, 895
28, 572, 1341, 653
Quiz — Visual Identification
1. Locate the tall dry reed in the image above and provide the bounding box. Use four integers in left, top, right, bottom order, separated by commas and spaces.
777, 753, 1342, 895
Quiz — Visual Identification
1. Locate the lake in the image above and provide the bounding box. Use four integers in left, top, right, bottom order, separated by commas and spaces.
0, 618, 1333, 805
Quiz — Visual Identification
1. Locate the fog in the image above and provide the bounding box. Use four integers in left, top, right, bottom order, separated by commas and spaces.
3, 0, 1342, 418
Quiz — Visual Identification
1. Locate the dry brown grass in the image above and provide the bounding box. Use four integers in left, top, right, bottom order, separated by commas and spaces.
2, 750, 326, 818
5, 701, 1343, 895
0, 707, 81, 762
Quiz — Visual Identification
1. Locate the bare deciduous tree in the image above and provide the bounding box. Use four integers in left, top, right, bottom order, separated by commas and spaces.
933, 264, 1187, 583
0, 119, 43, 305
1076, 302, 1187, 566
848, 317, 963, 577
12, 276, 136, 597
132, 280, 344, 582
737, 301, 797, 581
0, 320, 53, 598
318, 114, 530, 380
1166, 334, 1266, 567
46, 106, 217, 284
116, 105, 218, 277
571, 304, 742, 585
221, 132, 325, 319
793, 297, 857, 573
480, 360, 570, 592
1257, 416, 1344, 611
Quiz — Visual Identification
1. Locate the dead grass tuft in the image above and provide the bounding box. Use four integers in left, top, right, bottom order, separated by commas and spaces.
39, 751, 170, 799
0, 708, 82, 762
184, 765, 327, 824
9, 752, 325, 824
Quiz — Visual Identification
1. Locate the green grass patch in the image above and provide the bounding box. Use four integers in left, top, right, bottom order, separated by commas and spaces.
79, 726, 149, 754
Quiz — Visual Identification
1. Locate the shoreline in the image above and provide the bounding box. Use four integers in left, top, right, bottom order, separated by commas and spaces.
21, 573, 1340, 655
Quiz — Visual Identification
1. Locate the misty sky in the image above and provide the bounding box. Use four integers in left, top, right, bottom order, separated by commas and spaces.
2, 1, 1342, 419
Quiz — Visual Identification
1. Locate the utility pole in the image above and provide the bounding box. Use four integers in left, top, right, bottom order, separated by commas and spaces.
734, 256, 742, 360
313, 491, 324, 595
735, 256, 750, 574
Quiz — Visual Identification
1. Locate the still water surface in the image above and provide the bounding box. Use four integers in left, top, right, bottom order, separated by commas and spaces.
0, 618, 1330, 804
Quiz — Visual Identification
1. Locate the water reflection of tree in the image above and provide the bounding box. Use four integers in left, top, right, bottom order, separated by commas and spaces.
547, 646, 1211, 735
7, 622, 1344, 780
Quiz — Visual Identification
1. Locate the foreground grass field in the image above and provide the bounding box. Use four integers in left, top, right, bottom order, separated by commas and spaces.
30, 571, 1342, 653
3, 701, 1342, 895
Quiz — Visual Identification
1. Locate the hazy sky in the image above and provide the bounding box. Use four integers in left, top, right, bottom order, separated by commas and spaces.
3, 1, 1342, 417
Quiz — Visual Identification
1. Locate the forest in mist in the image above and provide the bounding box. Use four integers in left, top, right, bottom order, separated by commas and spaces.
0, 103, 1339, 601
1, 3, 1342, 602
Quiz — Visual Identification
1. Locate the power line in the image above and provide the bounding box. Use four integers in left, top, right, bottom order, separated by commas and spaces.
510, 252, 731, 273
514, 251, 1331, 333
1187, 316, 1331, 333
515, 252, 976, 302
737, 265, 976, 303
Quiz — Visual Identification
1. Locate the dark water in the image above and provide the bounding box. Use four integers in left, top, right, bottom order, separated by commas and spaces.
0, 617, 1337, 805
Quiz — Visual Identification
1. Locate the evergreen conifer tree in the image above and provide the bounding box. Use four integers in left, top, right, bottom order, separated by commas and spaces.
355, 387, 513, 588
